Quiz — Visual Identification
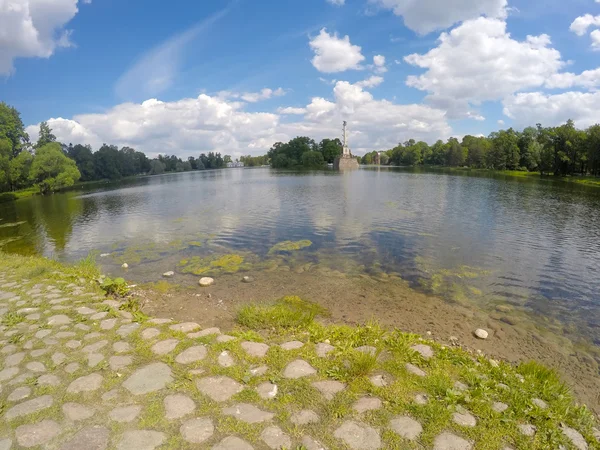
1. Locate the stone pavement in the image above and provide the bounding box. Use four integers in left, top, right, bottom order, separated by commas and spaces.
0, 271, 594, 449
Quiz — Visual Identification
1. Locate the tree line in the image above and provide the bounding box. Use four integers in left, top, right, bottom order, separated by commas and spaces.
362, 120, 600, 176
268, 137, 343, 168
0, 102, 233, 195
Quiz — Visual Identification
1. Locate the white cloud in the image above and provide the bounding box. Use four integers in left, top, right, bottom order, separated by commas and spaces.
592, 29, 600, 51
355, 75, 384, 88
497, 119, 505, 126
0, 0, 83, 75
115, 7, 229, 100
372, 54, 387, 73
545, 67, 600, 89
503, 91, 600, 129
405, 18, 564, 118
240, 88, 286, 103
326, 0, 345, 5
277, 107, 307, 114
369, 0, 507, 34
569, 14, 600, 36
27, 80, 451, 158
309, 28, 365, 73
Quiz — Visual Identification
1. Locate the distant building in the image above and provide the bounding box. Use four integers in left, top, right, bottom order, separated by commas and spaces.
227, 161, 245, 168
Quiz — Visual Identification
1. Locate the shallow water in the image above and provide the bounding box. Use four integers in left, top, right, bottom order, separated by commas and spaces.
2, 167, 600, 343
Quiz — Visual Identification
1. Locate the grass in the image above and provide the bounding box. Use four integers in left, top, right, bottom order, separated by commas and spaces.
236, 296, 327, 330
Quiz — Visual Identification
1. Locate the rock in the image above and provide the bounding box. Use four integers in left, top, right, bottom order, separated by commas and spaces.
241, 276, 254, 283
6, 395, 53, 420
518, 424, 536, 437
453, 408, 477, 427
433, 432, 473, 450
15, 420, 61, 448
88, 353, 105, 368
68, 373, 103, 393
492, 402, 508, 413
110, 355, 133, 371
25, 361, 46, 372
284, 359, 317, 379
60, 425, 109, 450
176, 345, 207, 364
77, 306, 96, 315
116, 430, 165, 450
249, 365, 269, 376
281, 340, 304, 350
169, 322, 200, 333
48, 314, 71, 326
474, 329, 489, 339
257, 382, 278, 400
100, 318, 118, 330
114, 341, 131, 353
51, 352, 67, 365
312, 380, 346, 400
291, 409, 320, 425
218, 351, 235, 367
8, 386, 31, 402
141, 328, 160, 340
411, 344, 434, 359
315, 342, 335, 357
302, 436, 328, 450
562, 425, 588, 450
65, 340, 81, 349
110, 405, 142, 423
121, 263, 129, 269
64, 362, 80, 374
164, 394, 196, 420
151, 339, 179, 355
0, 367, 19, 382
82, 340, 108, 354
100, 253, 110, 257
197, 376, 243, 401
216, 334, 236, 343
5, 352, 25, 366
241, 341, 269, 357
334, 421, 381, 450
454, 381, 469, 392
116, 323, 139, 337
123, 363, 173, 395
390, 416, 423, 440
222, 403, 274, 423
405, 363, 426, 377
369, 374, 389, 387
353, 397, 382, 413
261, 426, 292, 449
180, 418, 214, 444
532, 398, 548, 409
90, 311, 108, 320
62, 402, 94, 421
414, 393, 429, 405
212, 436, 254, 450
355, 345, 377, 355
199, 277, 214, 287
162, 271, 174, 278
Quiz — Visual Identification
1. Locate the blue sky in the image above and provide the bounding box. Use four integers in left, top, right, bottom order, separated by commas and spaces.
1, 0, 599, 158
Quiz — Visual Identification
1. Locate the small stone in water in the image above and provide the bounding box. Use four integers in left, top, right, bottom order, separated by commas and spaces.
242, 276, 254, 283
121, 263, 129, 269
162, 271, 174, 278
199, 277, 214, 287
474, 329, 489, 339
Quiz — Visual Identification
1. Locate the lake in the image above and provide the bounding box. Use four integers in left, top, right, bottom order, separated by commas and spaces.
2, 167, 600, 345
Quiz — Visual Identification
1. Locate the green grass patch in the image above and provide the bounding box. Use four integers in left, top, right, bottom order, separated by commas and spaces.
236, 296, 327, 330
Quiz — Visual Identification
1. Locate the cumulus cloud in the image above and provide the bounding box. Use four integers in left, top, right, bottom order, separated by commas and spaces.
27, 80, 451, 158
545, 67, 600, 89
326, 0, 345, 5
309, 28, 365, 73
240, 88, 286, 103
503, 91, 600, 129
0, 0, 83, 75
404, 18, 564, 118
369, 0, 507, 34
355, 75, 384, 88
372, 54, 387, 73
277, 107, 307, 114
569, 14, 600, 36
592, 29, 600, 51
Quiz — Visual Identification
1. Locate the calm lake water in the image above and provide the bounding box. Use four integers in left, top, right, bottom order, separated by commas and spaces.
2, 167, 600, 342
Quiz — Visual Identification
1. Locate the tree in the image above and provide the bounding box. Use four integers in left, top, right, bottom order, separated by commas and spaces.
223, 155, 232, 164
0, 102, 28, 157
9, 151, 33, 190
319, 138, 342, 163
445, 138, 465, 167
269, 137, 317, 168
68, 144, 95, 181
94, 145, 122, 180
36, 121, 56, 148
29, 143, 80, 194
149, 160, 166, 175
302, 150, 325, 168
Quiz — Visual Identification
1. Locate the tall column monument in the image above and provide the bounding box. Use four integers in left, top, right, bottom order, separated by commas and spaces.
334, 121, 360, 170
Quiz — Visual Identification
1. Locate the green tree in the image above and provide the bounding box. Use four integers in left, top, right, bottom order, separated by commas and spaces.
36, 121, 56, 148
445, 138, 465, 167
223, 155, 232, 164
29, 143, 81, 194
149, 160, 166, 175
319, 138, 342, 163
0, 102, 28, 157
302, 150, 325, 168
9, 151, 33, 190
67, 144, 96, 181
